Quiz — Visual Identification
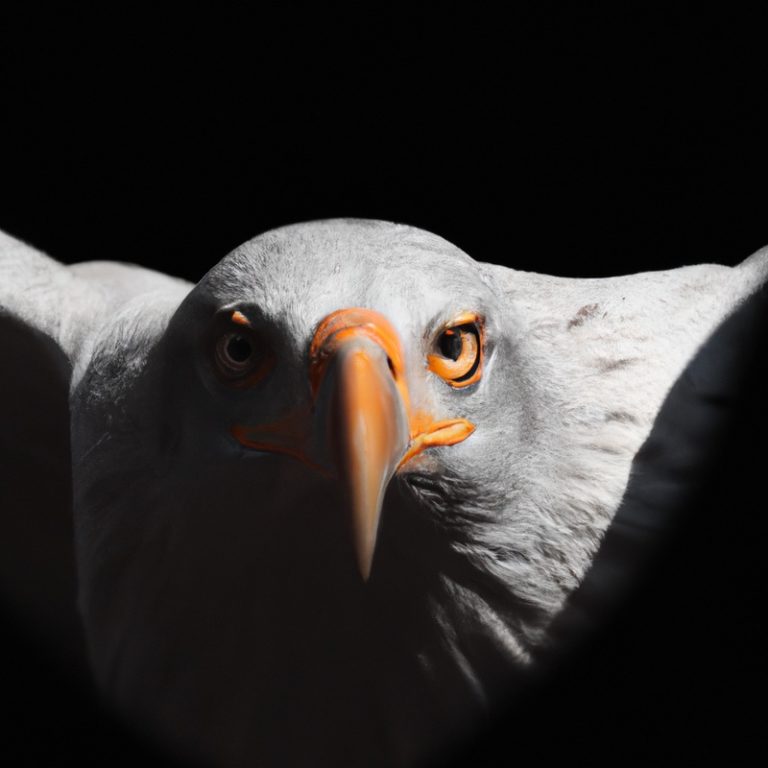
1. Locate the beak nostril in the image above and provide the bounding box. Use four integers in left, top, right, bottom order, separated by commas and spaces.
387, 356, 396, 379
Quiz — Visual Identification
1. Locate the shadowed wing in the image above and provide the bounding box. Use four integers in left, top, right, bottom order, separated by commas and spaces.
0, 230, 191, 672
479, 246, 768, 643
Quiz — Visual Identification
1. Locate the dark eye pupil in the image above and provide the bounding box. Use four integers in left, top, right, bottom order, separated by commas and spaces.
439, 331, 462, 361
226, 335, 252, 363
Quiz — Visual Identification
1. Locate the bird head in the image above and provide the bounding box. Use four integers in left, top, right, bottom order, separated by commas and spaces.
158, 219, 518, 583
72, 220, 548, 763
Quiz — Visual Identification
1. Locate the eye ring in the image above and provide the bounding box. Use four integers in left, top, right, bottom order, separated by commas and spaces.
213, 325, 274, 387
427, 317, 484, 388
216, 332, 255, 372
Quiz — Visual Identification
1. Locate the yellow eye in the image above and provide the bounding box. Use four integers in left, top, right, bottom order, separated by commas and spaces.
427, 318, 483, 388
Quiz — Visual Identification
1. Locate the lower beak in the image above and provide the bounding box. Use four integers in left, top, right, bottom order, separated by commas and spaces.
318, 335, 409, 580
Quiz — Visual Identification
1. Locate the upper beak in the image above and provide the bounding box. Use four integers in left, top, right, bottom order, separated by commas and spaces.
319, 332, 409, 579
233, 308, 475, 580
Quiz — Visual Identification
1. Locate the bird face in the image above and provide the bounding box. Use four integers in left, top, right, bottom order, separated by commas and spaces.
166, 221, 514, 583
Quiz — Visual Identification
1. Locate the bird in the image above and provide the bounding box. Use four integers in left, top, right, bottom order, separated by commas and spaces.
1, 218, 766, 767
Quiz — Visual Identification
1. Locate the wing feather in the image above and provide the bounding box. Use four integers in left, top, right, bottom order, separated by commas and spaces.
480, 247, 768, 637
0, 229, 192, 668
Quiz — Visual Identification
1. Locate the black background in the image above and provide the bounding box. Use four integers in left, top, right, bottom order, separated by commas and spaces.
1, 3, 766, 765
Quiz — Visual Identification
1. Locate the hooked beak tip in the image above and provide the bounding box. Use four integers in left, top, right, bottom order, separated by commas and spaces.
324, 338, 409, 582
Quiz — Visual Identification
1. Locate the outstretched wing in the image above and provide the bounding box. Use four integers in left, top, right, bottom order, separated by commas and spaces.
479, 247, 768, 635
547, 271, 768, 642
0, 229, 192, 672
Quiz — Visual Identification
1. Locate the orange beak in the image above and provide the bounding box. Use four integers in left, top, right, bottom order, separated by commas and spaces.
233, 308, 475, 580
